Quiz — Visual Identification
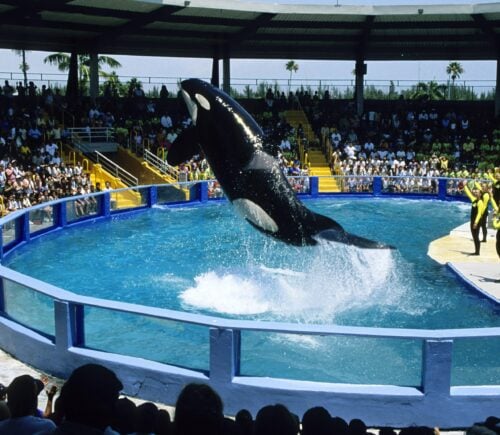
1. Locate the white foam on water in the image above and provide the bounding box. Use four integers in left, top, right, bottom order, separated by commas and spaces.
178, 240, 413, 323
180, 271, 271, 315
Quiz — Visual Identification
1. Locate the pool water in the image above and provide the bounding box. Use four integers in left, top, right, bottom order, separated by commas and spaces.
4, 198, 500, 385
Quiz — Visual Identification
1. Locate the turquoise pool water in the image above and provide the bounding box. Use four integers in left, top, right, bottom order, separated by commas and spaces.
4, 198, 499, 385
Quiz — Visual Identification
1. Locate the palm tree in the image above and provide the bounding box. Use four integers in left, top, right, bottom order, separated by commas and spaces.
43, 52, 122, 88
12, 49, 29, 87
446, 61, 464, 99
285, 60, 299, 91
411, 81, 446, 101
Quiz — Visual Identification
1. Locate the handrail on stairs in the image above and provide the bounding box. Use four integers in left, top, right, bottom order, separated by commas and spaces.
69, 127, 115, 143
95, 151, 138, 187
143, 148, 179, 181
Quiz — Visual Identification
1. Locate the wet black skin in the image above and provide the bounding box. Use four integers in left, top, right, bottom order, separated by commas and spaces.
168, 79, 394, 249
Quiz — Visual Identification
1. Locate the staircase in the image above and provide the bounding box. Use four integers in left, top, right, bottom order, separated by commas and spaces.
307, 150, 339, 192
284, 110, 316, 144
284, 110, 339, 193
61, 141, 142, 209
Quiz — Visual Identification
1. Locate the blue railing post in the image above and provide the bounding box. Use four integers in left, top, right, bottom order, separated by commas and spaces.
438, 178, 448, 200
199, 181, 209, 203
21, 213, 30, 242
310, 176, 319, 197
148, 186, 158, 207
422, 339, 453, 397
188, 182, 209, 202
102, 192, 112, 217
209, 328, 240, 385
54, 300, 74, 353
56, 202, 67, 227
373, 176, 382, 196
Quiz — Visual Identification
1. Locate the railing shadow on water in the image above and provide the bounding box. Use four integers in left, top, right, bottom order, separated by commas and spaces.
0, 176, 498, 429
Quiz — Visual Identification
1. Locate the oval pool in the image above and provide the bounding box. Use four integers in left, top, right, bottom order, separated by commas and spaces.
4, 197, 499, 386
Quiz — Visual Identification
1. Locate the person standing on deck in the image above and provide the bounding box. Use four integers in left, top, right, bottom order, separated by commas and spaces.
459, 180, 487, 256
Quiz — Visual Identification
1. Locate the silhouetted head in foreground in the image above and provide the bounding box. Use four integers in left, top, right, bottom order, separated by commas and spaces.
254, 403, 298, 435
174, 383, 224, 435
58, 363, 123, 431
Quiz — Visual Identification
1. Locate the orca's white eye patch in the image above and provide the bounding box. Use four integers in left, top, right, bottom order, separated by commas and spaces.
195, 93, 211, 111
181, 89, 198, 125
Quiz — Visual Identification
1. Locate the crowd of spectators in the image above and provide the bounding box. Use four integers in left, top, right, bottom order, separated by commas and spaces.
0, 79, 499, 215
260, 87, 499, 194
0, 363, 498, 435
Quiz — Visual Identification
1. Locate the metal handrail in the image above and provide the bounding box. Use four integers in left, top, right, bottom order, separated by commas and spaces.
69, 127, 114, 143
95, 151, 138, 187
143, 148, 179, 181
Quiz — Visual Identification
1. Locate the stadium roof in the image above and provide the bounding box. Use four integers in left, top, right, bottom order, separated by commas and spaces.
0, 0, 500, 62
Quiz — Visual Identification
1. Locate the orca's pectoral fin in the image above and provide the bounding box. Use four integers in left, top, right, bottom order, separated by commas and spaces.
318, 229, 396, 250
166, 127, 201, 166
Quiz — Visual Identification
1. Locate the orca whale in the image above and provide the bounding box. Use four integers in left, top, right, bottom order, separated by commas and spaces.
168, 78, 394, 249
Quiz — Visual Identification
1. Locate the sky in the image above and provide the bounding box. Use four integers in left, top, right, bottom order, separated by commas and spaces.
0, 0, 498, 91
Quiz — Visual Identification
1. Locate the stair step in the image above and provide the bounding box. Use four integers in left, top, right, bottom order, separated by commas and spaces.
318, 177, 340, 192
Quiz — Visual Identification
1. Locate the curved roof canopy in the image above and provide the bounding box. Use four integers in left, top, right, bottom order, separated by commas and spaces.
0, 0, 499, 61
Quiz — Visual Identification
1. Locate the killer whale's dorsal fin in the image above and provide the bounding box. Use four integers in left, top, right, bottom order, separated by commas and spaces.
166, 127, 201, 166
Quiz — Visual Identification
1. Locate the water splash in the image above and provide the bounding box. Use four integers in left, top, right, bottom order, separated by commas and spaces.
179, 240, 411, 323
180, 271, 271, 314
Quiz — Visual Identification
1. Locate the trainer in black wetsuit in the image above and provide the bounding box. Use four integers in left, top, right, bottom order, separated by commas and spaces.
462, 182, 486, 256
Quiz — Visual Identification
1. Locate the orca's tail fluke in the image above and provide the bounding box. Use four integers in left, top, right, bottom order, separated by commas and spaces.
318, 229, 396, 250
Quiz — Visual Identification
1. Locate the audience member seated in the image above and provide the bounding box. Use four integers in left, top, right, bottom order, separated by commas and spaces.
301, 406, 333, 435
153, 409, 172, 435
109, 397, 137, 435
331, 416, 349, 435
348, 418, 373, 435
253, 403, 298, 435
467, 416, 500, 435
234, 408, 253, 435
51, 363, 123, 434
0, 374, 56, 434
134, 401, 159, 435
174, 383, 224, 435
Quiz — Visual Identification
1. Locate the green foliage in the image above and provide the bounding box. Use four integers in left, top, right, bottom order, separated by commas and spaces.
407, 81, 446, 100
12, 49, 29, 87
364, 85, 388, 100
446, 61, 464, 81
149, 86, 161, 98
243, 85, 254, 98
114, 127, 129, 145
285, 60, 299, 90
44, 52, 122, 95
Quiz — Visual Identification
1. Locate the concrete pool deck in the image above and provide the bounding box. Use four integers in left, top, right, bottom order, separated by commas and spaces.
428, 222, 499, 303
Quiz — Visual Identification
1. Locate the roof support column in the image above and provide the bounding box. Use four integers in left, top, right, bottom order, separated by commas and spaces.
496, 58, 500, 118
222, 56, 231, 94
66, 52, 79, 106
89, 52, 99, 103
211, 55, 220, 88
355, 60, 366, 116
